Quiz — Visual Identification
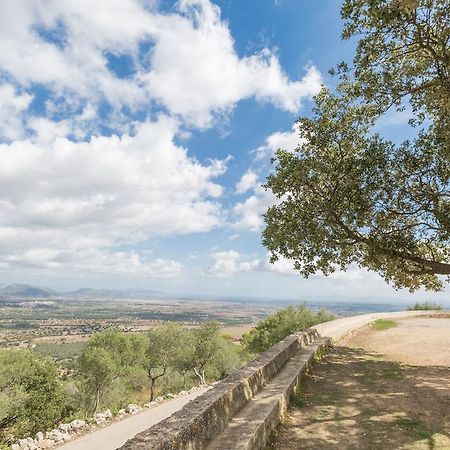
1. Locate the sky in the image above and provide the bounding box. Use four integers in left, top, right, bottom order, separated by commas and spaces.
0, 0, 448, 304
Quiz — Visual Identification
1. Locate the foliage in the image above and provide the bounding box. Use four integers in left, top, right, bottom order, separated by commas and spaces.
0, 348, 69, 441
34, 341, 86, 365
242, 304, 334, 354
1, 323, 245, 440
371, 319, 397, 330
263, 0, 450, 292
77, 328, 145, 414
407, 301, 442, 310
144, 323, 186, 400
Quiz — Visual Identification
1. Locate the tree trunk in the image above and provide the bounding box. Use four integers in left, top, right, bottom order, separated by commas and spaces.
92, 387, 100, 415
194, 367, 206, 385
150, 378, 155, 402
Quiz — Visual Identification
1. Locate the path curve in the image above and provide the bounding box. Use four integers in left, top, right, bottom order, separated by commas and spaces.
313, 309, 447, 341
58, 387, 210, 450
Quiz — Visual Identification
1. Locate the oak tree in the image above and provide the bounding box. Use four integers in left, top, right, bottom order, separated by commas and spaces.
263, 0, 449, 291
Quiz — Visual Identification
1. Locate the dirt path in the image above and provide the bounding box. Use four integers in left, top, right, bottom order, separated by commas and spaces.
342, 317, 450, 366
273, 318, 450, 449
58, 387, 209, 450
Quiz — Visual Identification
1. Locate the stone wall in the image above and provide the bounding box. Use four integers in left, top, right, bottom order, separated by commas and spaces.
120, 329, 320, 450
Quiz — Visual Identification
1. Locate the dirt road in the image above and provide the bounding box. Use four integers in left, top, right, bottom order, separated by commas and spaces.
59, 387, 209, 450
273, 317, 450, 449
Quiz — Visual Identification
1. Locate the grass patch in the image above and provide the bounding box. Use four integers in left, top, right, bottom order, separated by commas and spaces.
407, 301, 442, 311
371, 319, 397, 331
380, 366, 403, 379
395, 415, 433, 440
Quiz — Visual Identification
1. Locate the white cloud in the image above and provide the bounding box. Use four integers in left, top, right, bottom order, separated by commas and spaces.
0, 115, 226, 274
0, 0, 323, 279
0, 84, 33, 141
255, 123, 302, 159
232, 124, 307, 231
232, 188, 275, 232
206, 250, 385, 285
206, 250, 259, 276
4, 246, 182, 278
0, 0, 322, 130
235, 170, 258, 194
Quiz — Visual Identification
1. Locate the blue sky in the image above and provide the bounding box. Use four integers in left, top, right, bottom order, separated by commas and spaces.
0, 0, 448, 304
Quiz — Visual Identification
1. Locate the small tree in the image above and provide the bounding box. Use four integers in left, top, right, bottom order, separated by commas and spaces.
145, 323, 184, 401
0, 349, 68, 440
172, 328, 196, 389
191, 322, 222, 386
77, 329, 142, 414
207, 334, 241, 380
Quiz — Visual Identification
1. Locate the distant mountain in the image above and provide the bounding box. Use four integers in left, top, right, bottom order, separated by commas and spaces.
68, 287, 167, 298
0, 284, 57, 298
0, 284, 168, 299
69, 288, 124, 297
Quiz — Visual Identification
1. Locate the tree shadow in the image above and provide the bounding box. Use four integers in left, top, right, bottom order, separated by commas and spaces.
271, 346, 450, 450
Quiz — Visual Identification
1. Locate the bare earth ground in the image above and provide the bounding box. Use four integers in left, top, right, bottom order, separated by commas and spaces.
272, 318, 450, 450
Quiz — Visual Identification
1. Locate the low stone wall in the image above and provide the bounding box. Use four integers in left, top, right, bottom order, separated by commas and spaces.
120, 328, 319, 450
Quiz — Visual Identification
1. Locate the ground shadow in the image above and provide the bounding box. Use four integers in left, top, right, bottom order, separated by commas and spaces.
271, 346, 450, 450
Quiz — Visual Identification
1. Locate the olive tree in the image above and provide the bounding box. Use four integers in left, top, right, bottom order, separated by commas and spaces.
191, 322, 223, 386
144, 323, 185, 401
0, 349, 68, 440
78, 329, 143, 414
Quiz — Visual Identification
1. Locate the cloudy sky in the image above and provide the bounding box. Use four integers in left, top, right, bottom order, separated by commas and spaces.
0, 0, 448, 304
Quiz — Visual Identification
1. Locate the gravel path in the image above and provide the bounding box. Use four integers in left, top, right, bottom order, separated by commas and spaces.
58, 387, 210, 450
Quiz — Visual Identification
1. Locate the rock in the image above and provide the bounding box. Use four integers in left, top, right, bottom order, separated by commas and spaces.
11, 444, 21, 450
143, 403, 152, 408
18, 438, 29, 449
149, 400, 158, 405
179, 390, 188, 396
59, 423, 70, 433
154, 396, 164, 403
102, 409, 113, 419
117, 408, 126, 416
95, 408, 113, 424
35, 432, 44, 443
125, 404, 141, 414
24, 438, 37, 450
165, 393, 175, 399
69, 419, 86, 430
46, 430, 66, 443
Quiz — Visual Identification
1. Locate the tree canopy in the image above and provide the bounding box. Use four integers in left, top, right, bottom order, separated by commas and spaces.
263, 0, 450, 291
0, 349, 68, 440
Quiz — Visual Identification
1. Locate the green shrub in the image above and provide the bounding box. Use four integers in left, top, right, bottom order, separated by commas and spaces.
407, 301, 442, 311
242, 304, 334, 354
0, 348, 69, 441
